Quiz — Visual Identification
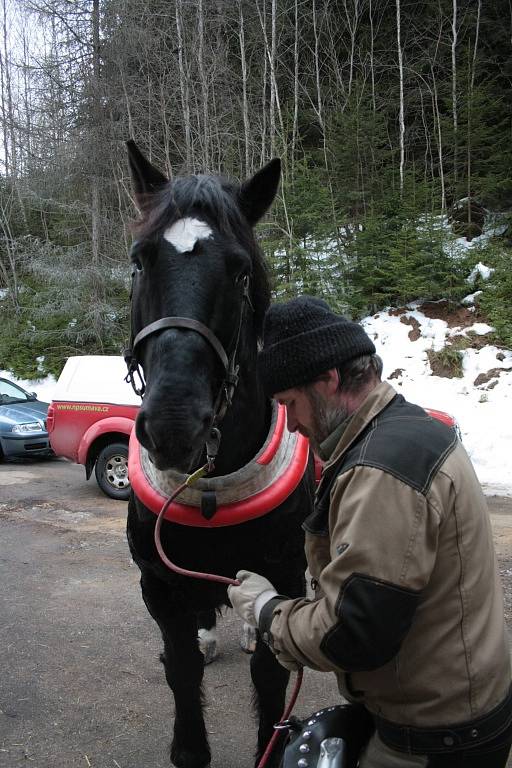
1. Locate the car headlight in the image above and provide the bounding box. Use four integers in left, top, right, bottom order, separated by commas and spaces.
11, 421, 43, 434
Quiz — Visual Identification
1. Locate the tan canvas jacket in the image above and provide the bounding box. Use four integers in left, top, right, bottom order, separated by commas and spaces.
263, 382, 511, 735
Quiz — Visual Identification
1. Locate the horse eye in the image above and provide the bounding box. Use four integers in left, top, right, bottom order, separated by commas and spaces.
131, 258, 143, 276
236, 271, 249, 285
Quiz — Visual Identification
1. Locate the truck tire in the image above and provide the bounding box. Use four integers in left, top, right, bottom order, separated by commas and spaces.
94, 442, 130, 500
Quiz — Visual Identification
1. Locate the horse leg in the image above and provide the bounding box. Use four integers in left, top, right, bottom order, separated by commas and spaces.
140, 573, 210, 768
250, 635, 290, 768
197, 608, 218, 665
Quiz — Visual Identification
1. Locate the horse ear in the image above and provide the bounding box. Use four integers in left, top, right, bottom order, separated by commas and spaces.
239, 158, 281, 226
126, 139, 168, 203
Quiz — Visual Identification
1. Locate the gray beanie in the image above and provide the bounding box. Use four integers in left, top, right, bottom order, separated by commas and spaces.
259, 296, 376, 396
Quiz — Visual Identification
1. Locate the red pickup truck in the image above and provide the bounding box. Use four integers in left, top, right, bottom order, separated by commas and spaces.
47, 356, 141, 499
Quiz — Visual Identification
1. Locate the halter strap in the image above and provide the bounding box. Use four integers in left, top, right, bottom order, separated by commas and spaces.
132, 316, 229, 372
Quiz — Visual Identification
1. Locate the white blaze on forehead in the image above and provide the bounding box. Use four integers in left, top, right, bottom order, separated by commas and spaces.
163, 217, 213, 253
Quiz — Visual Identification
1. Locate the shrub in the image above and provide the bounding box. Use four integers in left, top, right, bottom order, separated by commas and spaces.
427, 347, 464, 378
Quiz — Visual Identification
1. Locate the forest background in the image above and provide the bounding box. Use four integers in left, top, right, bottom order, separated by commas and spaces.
0, 0, 511, 378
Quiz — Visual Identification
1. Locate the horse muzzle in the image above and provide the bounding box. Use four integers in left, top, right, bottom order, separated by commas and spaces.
135, 405, 210, 472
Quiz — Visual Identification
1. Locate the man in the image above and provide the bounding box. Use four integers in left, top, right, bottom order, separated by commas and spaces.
228, 296, 512, 767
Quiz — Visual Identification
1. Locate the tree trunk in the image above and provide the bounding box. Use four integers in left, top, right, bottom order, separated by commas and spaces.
270, 0, 277, 156
238, 1, 250, 175
467, 0, 481, 226
175, 0, 192, 168
430, 62, 446, 212
291, 0, 299, 174
90, 0, 101, 265
197, 0, 210, 169
452, 0, 458, 187
396, 0, 405, 196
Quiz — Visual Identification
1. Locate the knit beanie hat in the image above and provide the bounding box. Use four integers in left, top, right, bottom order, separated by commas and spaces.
259, 296, 376, 396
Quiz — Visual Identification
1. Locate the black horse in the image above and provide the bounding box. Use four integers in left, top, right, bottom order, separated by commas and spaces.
125, 141, 314, 768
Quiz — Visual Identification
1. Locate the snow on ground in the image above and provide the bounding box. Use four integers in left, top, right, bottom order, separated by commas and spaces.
2, 298, 512, 495
362, 305, 512, 497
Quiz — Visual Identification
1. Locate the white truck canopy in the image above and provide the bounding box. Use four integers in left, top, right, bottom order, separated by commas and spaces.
52, 356, 142, 406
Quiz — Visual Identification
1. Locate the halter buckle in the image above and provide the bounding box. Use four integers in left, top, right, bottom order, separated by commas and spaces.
242, 274, 254, 312
124, 351, 146, 397
206, 427, 221, 472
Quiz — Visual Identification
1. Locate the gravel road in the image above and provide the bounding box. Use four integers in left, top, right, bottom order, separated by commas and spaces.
1, 457, 511, 768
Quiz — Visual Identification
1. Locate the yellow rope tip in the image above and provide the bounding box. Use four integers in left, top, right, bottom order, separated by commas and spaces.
185, 464, 209, 486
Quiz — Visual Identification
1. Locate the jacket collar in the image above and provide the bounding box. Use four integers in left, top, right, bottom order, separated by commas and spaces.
317, 418, 350, 462
322, 381, 397, 473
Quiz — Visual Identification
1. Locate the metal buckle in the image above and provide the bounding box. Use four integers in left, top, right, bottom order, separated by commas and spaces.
124, 357, 146, 397
206, 427, 221, 472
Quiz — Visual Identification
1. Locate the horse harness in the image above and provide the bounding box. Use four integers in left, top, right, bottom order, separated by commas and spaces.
124, 264, 253, 467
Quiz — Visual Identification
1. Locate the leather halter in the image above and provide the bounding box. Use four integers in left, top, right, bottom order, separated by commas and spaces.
124, 271, 253, 451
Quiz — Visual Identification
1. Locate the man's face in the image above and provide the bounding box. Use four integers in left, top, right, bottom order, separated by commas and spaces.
274, 381, 348, 453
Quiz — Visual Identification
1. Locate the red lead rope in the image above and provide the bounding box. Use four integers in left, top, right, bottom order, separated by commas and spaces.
154, 463, 240, 586
153, 461, 304, 768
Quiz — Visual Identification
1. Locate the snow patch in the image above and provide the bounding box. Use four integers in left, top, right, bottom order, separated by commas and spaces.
461, 290, 482, 305
467, 262, 493, 283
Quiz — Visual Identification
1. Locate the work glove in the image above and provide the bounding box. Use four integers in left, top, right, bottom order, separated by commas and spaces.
228, 570, 277, 628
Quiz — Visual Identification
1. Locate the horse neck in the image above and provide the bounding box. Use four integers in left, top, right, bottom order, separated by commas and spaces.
210, 350, 271, 477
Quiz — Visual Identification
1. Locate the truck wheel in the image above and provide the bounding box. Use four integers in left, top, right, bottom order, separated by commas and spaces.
94, 442, 130, 500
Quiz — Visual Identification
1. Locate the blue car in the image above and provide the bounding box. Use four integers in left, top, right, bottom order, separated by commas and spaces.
0, 376, 52, 460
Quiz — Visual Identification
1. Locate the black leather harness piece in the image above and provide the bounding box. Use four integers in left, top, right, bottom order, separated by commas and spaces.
200, 490, 217, 520
130, 316, 229, 373
281, 704, 374, 768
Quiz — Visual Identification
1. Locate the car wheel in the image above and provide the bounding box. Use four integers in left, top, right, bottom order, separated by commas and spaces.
94, 442, 130, 500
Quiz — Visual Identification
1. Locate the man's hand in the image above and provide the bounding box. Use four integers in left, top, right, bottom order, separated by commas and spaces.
228, 570, 277, 627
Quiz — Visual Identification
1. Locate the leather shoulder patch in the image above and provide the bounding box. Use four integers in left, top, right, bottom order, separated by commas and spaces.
342, 397, 457, 495
320, 572, 420, 671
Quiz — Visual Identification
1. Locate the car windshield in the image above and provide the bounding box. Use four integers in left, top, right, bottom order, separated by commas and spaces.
0, 379, 30, 405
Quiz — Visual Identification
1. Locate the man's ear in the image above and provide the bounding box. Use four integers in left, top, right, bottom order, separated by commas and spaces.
316, 368, 341, 398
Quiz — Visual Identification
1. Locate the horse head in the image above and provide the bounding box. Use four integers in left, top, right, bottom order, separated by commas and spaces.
126, 141, 279, 473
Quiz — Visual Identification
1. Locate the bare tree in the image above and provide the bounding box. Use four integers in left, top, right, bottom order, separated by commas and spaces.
175, 0, 192, 168
342, 0, 359, 100
451, 0, 458, 185
466, 0, 481, 226
197, 0, 210, 170
90, 0, 101, 265
238, 0, 251, 175
396, 0, 405, 195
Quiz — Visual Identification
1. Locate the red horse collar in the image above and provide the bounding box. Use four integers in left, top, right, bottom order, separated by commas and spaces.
128, 403, 309, 527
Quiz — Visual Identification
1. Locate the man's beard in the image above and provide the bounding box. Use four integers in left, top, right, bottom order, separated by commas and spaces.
301, 387, 348, 454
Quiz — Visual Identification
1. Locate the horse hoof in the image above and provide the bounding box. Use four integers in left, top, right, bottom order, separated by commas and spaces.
198, 627, 218, 664
170, 743, 211, 768
240, 622, 257, 654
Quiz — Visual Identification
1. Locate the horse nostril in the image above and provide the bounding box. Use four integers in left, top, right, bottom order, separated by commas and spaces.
136, 411, 158, 452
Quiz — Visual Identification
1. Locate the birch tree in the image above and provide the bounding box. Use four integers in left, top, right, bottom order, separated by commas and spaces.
451, 0, 458, 186
396, 0, 405, 195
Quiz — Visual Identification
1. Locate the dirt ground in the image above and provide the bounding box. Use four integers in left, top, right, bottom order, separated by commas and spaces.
1, 457, 512, 768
